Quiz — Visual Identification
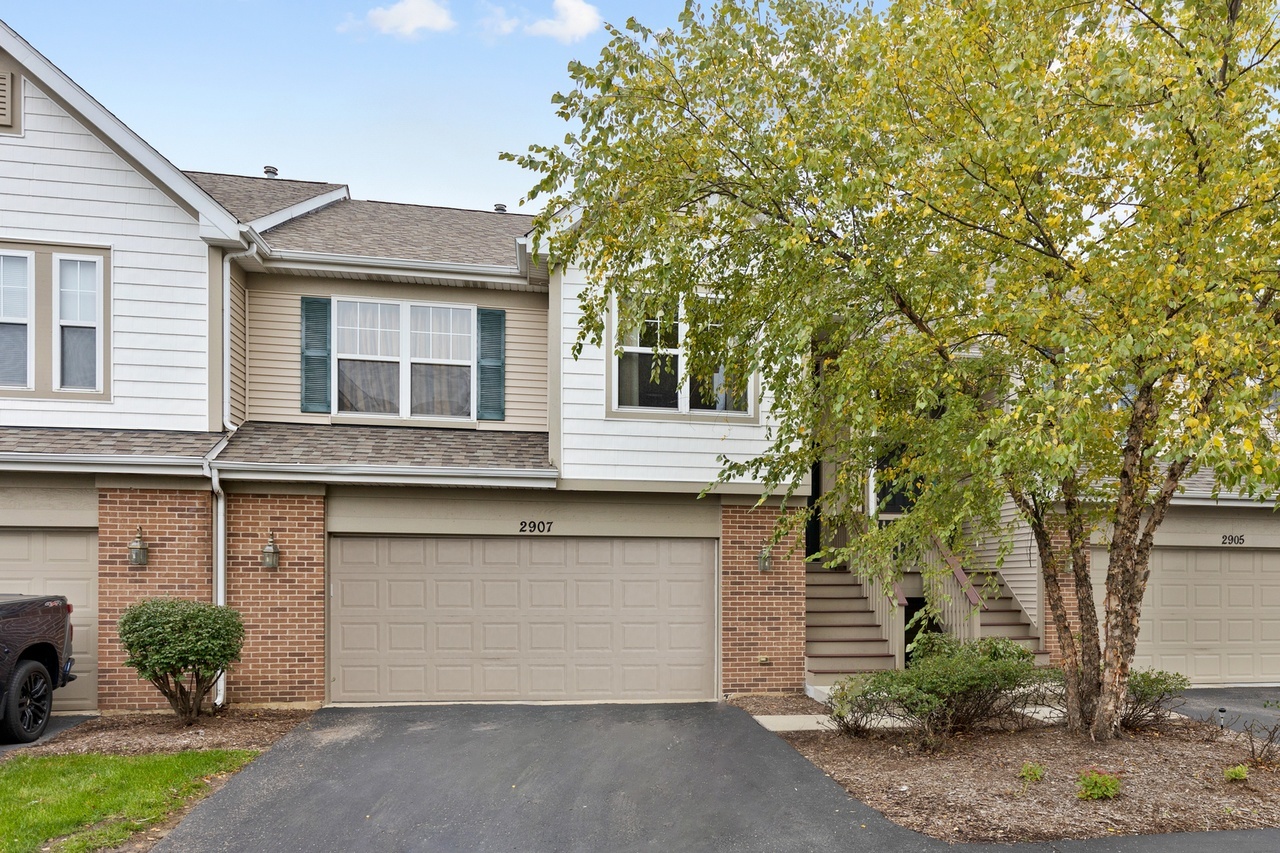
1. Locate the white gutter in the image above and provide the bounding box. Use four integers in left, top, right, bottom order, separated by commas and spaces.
212, 242, 255, 709
214, 462, 559, 489
201, 434, 231, 708
263, 248, 523, 280
0, 454, 207, 477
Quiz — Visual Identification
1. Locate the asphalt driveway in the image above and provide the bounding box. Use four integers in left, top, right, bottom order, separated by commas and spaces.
1177, 687, 1280, 732
155, 703, 1280, 853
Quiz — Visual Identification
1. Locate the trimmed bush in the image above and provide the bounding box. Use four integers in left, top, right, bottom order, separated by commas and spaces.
1120, 668, 1190, 731
828, 636, 1050, 749
117, 598, 244, 725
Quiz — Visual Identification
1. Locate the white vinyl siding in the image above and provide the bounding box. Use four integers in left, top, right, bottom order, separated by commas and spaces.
557, 266, 776, 485
245, 283, 548, 431
968, 499, 1041, 629
0, 79, 210, 429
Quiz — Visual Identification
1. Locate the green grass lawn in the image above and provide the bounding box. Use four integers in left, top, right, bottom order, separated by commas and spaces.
0, 750, 256, 853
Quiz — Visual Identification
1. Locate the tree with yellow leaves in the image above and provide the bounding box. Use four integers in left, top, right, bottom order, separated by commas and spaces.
509, 0, 1280, 738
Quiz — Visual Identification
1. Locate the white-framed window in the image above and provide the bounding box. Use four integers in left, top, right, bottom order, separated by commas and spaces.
334, 298, 475, 419
53, 254, 102, 391
615, 297, 750, 415
0, 250, 33, 388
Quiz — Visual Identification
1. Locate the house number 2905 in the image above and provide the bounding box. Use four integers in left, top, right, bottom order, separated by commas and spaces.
520, 521, 554, 533
1222, 534, 1245, 545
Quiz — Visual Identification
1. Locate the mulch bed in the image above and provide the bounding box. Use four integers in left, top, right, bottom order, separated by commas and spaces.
17, 707, 312, 758
726, 692, 827, 715
784, 719, 1280, 843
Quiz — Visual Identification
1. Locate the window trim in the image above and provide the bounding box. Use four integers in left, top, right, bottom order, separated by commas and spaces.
52, 252, 103, 393
330, 296, 478, 421
0, 248, 35, 390
0, 239, 111, 402
610, 295, 756, 420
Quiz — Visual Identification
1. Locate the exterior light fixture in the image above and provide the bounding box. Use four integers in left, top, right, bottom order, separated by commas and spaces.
758, 544, 773, 573
1218, 707, 1227, 729
128, 526, 149, 567
261, 530, 280, 569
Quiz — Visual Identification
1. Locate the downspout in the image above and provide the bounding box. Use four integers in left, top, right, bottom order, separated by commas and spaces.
212, 240, 257, 708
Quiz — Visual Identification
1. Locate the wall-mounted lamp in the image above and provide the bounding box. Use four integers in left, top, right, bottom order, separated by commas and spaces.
128, 526, 149, 567
261, 530, 281, 569
757, 544, 773, 573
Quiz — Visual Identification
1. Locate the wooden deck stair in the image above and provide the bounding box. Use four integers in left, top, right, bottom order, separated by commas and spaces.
968, 571, 1051, 664
805, 567, 895, 687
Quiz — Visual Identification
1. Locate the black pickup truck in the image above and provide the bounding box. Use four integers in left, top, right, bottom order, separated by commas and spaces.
0, 594, 76, 743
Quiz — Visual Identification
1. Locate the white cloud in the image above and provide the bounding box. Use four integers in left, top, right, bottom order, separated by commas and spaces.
525, 0, 601, 44
479, 3, 520, 38
363, 0, 456, 37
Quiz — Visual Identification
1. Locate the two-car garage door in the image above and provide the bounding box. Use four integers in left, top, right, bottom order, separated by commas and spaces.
329, 537, 717, 703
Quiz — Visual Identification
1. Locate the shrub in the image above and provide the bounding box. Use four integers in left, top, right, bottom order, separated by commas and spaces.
1018, 762, 1046, 783
1077, 768, 1121, 800
1224, 764, 1249, 782
117, 598, 245, 725
828, 636, 1047, 749
1119, 669, 1190, 730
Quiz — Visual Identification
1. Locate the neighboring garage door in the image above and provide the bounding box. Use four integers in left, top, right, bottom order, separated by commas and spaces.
1092, 545, 1280, 685
0, 529, 98, 711
330, 537, 716, 703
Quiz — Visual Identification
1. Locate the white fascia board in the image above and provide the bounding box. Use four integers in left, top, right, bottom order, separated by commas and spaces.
0, 453, 208, 477
0, 22, 241, 244
257, 248, 527, 286
249, 186, 351, 233
213, 462, 559, 489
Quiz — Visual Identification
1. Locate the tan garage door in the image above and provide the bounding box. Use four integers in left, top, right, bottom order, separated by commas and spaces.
0, 529, 98, 710
330, 537, 717, 703
1092, 546, 1280, 684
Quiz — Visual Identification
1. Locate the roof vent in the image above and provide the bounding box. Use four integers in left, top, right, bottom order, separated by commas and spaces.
493, 203, 507, 213
263, 166, 279, 178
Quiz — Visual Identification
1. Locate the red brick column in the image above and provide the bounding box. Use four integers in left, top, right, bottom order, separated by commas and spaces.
225, 493, 326, 706
720, 504, 806, 693
98, 488, 214, 711
1041, 526, 1086, 664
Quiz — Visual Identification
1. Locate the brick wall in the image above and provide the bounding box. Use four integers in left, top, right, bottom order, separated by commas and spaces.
225, 493, 326, 706
720, 504, 806, 693
1041, 525, 1086, 664
98, 488, 214, 712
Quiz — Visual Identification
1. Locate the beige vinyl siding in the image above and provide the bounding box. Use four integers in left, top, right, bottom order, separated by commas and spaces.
245, 277, 548, 430
968, 499, 1040, 630
229, 267, 248, 424
0, 78, 211, 430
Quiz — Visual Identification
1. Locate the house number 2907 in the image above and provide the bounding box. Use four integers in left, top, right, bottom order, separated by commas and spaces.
520, 521, 554, 533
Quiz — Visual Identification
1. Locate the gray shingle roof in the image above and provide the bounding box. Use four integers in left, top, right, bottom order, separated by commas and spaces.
216, 422, 552, 471
0, 427, 223, 458
185, 171, 345, 222
260, 199, 534, 267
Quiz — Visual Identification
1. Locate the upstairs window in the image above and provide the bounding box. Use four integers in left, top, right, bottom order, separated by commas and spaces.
0, 252, 32, 388
303, 297, 504, 422
55, 256, 101, 390
614, 297, 750, 415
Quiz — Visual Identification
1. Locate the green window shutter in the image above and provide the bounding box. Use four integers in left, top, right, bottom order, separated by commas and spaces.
300, 297, 331, 413
477, 308, 505, 421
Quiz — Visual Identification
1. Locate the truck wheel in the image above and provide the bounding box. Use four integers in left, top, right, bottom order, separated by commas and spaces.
2, 660, 52, 743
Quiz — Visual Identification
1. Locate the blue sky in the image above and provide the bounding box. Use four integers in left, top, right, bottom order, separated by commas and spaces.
2, 2, 688, 213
